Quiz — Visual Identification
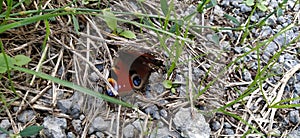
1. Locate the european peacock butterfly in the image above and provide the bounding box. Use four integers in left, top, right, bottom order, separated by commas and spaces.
106, 47, 163, 96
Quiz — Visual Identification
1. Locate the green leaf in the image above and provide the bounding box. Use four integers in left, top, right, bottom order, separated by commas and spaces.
14, 55, 31, 66
276, 8, 283, 17
102, 9, 117, 31
211, 33, 220, 45
119, 30, 136, 39
0, 127, 10, 135
72, 14, 79, 34
116, 28, 123, 34
160, 0, 168, 16
0, 53, 15, 73
0, 66, 6, 73
19, 125, 43, 137
257, 3, 267, 12
24, 0, 32, 6
171, 87, 176, 93
224, 14, 240, 26
245, 0, 254, 6
0, 0, 3, 12
163, 80, 173, 89
205, 0, 217, 9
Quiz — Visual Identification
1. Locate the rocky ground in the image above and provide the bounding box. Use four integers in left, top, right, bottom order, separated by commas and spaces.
0, 0, 300, 138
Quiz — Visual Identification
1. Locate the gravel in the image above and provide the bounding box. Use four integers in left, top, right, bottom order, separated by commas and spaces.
173, 107, 210, 138
289, 110, 300, 125
43, 117, 67, 138
17, 110, 35, 124
5, 0, 300, 137
210, 121, 221, 131
72, 119, 82, 133
88, 116, 110, 134
123, 124, 135, 138
0, 119, 11, 130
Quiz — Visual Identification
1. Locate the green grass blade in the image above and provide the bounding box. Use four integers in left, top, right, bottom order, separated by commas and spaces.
10, 65, 134, 108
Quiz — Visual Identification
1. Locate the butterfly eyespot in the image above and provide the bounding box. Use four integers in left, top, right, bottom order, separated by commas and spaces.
106, 78, 118, 96
131, 74, 142, 89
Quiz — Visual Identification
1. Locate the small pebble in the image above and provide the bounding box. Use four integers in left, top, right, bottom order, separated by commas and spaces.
123, 124, 135, 138
242, 70, 252, 82
223, 122, 232, 128
72, 120, 82, 133
67, 132, 76, 138
289, 110, 300, 125
294, 83, 300, 94
43, 117, 67, 138
159, 109, 168, 118
0, 120, 11, 130
224, 128, 235, 135
210, 121, 221, 131
17, 110, 35, 123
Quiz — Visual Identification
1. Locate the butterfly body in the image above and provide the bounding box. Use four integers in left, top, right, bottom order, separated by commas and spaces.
107, 48, 162, 96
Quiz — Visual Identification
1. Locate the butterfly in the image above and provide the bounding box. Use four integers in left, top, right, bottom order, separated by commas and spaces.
106, 47, 163, 96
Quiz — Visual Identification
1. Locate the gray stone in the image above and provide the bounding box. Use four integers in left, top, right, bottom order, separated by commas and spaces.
123, 124, 135, 138
242, 70, 252, 82
0, 134, 8, 138
278, 55, 285, 63
0, 120, 11, 130
284, 53, 295, 60
220, 41, 231, 51
70, 105, 81, 119
232, 0, 243, 7
224, 122, 232, 128
72, 119, 82, 133
150, 127, 180, 138
148, 72, 163, 84
239, 4, 252, 13
17, 110, 35, 123
153, 83, 165, 94
289, 128, 300, 138
265, 41, 278, 54
289, 110, 300, 125
95, 132, 105, 138
157, 121, 164, 128
296, 73, 300, 82
144, 105, 160, 120
277, 16, 286, 24
57, 99, 72, 114
266, 15, 276, 26
250, 15, 258, 22
271, 63, 283, 74
269, 0, 279, 8
43, 116, 67, 138
220, 0, 230, 6
284, 60, 298, 70
293, 4, 300, 12
234, 47, 243, 54
294, 82, 300, 94
175, 73, 185, 82
89, 72, 100, 82
67, 132, 76, 138
210, 121, 221, 131
173, 107, 210, 138
224, 128, 235, 135
79, 114, 85, 121
261, 26, 274, 39
288, 77, 295, 85
213, 5, 224, 16
243, 55, 252, 62
132, 120, 143, 131
89, 116, 109, 134
160, 109, 168, 118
